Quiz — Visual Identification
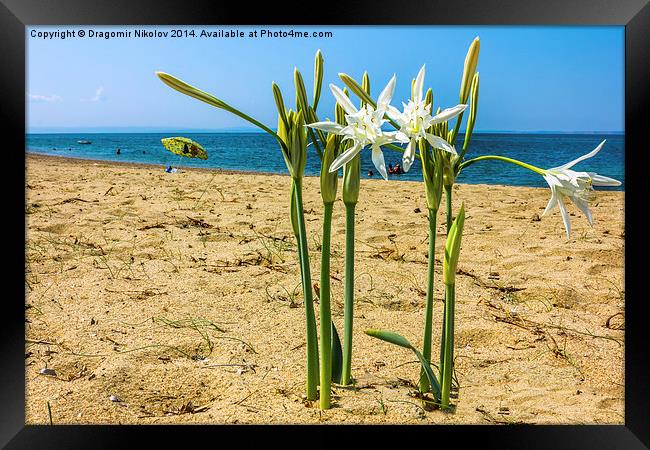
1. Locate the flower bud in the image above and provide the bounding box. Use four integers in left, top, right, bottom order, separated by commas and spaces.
419, 139, 443, 211
290, 110, 307, 178
425, 88, 433, 112
443, 202, 465, 285
320, 135, 339, 204
361, 72, 371, 107
313, 50, 324, 110
338, 73, 374, 108
272, 82, 289, 131
442, 154, 457, 188
156, 72, 228, 111
276, 112, 293, 175
342, 152, 361, 205
294, 68, 309, 113
459, 37, 480, 104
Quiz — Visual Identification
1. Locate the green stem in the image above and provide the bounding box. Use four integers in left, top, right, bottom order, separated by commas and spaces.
307, 128, 324, 161
319, 202, 334, 409
449, 111, 465, 146
440, 283, 456, 410
455, 129, 473, 171
293, 177, 319, 401
445, 186, 453, 235
341, 202, 356, 386
439, 186, 453, 382
458, 155, 546, 176
419, 208, 438, 393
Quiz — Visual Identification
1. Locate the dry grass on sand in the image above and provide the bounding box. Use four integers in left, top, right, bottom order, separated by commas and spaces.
25, 154, 624, 424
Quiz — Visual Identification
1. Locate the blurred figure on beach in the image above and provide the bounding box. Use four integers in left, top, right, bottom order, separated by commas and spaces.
388, 163, 403, 175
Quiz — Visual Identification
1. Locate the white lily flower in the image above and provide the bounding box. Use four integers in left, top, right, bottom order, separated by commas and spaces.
308, 77, 400, 180
387, 65, 468, 172
541, 140, 621, 238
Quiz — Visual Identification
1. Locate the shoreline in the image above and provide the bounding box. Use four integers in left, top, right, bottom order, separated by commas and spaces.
27, 152, 622, 192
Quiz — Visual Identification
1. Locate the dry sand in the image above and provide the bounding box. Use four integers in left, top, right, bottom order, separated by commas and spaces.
25, 153, 625, 424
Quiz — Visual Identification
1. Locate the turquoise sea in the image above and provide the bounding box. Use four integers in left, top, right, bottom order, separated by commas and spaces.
26, 132, 625, 190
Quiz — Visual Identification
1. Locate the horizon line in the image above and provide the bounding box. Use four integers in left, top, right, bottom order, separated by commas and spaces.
26, 127, 625, 135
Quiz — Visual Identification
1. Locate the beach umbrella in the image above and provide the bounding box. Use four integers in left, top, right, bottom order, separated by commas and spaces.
161, 137, 208, 165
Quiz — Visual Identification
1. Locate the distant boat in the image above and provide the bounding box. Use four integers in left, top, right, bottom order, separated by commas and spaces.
77, 140, 92, 144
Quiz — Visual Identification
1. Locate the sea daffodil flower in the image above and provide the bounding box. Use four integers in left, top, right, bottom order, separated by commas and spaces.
542, 140, 621, 238
308, 77, 400, 180
387, 65, 468, 172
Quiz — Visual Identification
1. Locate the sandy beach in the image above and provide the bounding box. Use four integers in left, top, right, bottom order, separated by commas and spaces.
25, 153, 625, 424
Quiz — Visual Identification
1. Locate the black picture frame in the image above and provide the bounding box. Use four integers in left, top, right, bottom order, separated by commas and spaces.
3, 0, 648, 448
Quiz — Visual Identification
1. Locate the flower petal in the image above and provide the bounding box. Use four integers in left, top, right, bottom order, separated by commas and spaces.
557, 196, 572, 239
393, 131, 410, 144
371, 146, 388, 180
377, 74, 396, 110
413, 65, 425, 103
569, 196, 594, 226
589, 172, 622, 187
552, 140, 606, 171
402, 138, 416, 172
386, 105, 403, 123
542, 194, 558, 217
307, 121, 344, 134
430, 104, 468, 125
329, 84, 358, 116
542, 175, 561, 216
329, 142, 362, 173
425, 133, 457, 154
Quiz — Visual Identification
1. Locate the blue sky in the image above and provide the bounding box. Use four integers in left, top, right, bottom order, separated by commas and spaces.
26, 26, 624, 133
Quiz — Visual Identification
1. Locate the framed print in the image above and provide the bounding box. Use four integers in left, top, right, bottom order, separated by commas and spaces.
3, 0, 649, 447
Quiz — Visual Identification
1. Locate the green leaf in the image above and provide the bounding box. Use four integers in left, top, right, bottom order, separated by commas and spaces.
289, 180, 299, 238
412, 347, 442, 400
365, 329, 441, 399
365, 329, 412, 349
443, 202, 466, 285
331, 321, 343, 384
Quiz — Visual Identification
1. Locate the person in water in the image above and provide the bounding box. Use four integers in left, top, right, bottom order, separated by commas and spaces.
116, 148, 121, 155
367, 169, 374, 177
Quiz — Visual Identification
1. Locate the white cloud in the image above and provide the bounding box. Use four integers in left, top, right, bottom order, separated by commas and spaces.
81, 86, 105, 102
27, 93, 62, 102
90, 86, 104, 102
